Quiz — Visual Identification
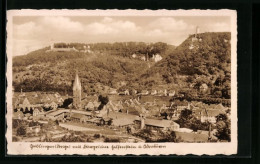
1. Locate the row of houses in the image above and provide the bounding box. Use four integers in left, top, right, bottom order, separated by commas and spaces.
13, 92, 64, 113
132, 53, 163, 62
109, 88, 176, 96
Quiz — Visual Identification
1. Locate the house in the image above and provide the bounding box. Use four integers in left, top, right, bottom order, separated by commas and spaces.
104, 111, 139, 127
124, 89, 130, 95
93, 100, 101, 108
70, 113, 85, 122
18, 97, 31, 111
26, 125, 41, 134
45, 110, 66, 121
157, 90, 165, 96
24, 113, 32, 120
32, 107, 44, 116
116, 103, 124, 111
175, 100, 189, 111
50, 101, 58, 109
131, 89, 137, 95
109, 89, 118, 95
132, 53, 137, 58
135, 118, 180, 131
140, 56, 146, 61
140, 90, 149, 96
86, 117, 100, 124
194, 109, 225, 124
13, 111, 24, 119
112, 118, 135, 128
199, 83, 208, 93
164, 89, 168, 96
118, 89, 130, 95
99, 117, 112, 125
152, 54, 163, 62
104, 101, 119, 112
176, 128, 193, 133
160, 103, 168, 112
168, 90, 175, 96
85, 102, 95, 111
150, 90, 157, 95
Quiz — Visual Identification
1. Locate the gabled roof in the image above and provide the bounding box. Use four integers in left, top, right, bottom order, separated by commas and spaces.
112, 118, 134, 126
143, 119, 179, 128
194, 109, 225, 117
105, 111, 139, 121
86, 102, 95, 108
71, 113, 84, 119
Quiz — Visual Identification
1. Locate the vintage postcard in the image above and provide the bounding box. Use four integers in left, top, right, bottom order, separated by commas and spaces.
6, 9, 237, 155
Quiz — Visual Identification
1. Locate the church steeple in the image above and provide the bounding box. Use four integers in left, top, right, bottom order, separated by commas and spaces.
73, 71, 81, 110
73, 71, 81, 91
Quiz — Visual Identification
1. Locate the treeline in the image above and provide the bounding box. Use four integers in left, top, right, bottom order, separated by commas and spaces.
89, 42, 171, 58
13, 49, 86, 67
13, 42, 172, 67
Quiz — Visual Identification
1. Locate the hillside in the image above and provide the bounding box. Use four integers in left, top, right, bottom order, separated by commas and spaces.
138, 32, 231, 98
13, 51, 150, 94
13, 32, 231, 99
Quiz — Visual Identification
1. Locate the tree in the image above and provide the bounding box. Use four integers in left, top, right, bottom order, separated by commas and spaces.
215, 113, 231, 141
17, 126, 27, 136
216, 113, 228, 122
29, 121, 39, 127
98, 95, 109, 105
164, 130, 177, 142
61, 98, 73, 108
13, 119, 21, 129
177, 108, 209, 131
176, 109, 193, 128
97, 95, 109, 110
214, 90, 222, 98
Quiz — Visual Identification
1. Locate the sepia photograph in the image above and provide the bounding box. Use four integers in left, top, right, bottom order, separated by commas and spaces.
6, 9, 237, 155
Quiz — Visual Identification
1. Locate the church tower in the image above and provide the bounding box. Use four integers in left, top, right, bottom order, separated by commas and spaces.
73, 71, 81, 110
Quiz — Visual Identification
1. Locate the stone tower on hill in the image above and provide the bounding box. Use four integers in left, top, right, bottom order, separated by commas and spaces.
73, 71, 81, 110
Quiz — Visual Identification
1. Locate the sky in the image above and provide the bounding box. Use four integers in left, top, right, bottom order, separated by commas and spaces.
12, 16, 230, 56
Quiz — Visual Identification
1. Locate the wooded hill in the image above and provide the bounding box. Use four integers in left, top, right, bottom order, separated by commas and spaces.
13, 32, 231, 99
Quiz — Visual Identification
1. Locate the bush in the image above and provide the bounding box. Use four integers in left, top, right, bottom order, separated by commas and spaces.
13, 119, 20, 129
94, 133, 101, 138
16, 126, 27, 136
29, 121, 39, 127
